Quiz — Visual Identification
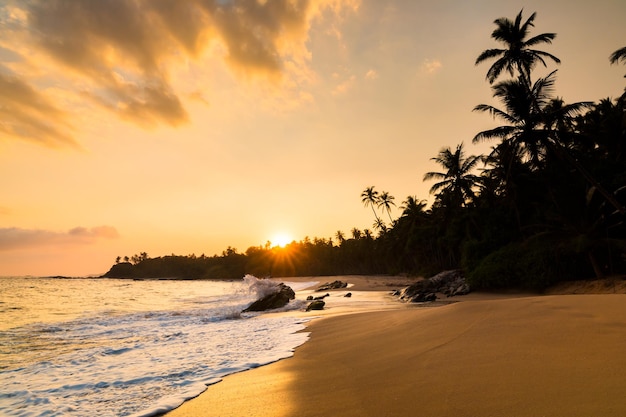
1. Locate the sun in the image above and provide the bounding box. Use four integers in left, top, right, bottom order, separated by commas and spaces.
271, 233, 293, 248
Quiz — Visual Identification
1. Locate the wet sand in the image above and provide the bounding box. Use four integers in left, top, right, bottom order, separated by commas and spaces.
166, 276, 626, 417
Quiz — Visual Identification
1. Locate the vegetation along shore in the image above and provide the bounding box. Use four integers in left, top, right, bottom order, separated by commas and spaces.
105, 10, 625, 291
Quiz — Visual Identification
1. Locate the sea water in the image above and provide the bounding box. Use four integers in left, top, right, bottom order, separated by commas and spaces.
0, 275, 316, 417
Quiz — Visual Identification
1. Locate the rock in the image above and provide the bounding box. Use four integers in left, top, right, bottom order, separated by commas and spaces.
243, 283, 295, 312
316, 280, 348, 291
314, 293, 330, 300
344, 292, 352, 298
306, 295, 314, 301
306, 300, 325, 311
399, 270, 470, 303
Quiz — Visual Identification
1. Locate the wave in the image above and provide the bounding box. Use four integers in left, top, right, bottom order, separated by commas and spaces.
0, 276, 311, 417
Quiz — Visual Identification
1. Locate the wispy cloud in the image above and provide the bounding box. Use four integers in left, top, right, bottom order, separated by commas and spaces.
365, 69, 379, 80
419, 58, 443, 75
0, 0, 360, 147
0, 69, 78, 148
0, 226, 119, 250
332, 74, 356, 95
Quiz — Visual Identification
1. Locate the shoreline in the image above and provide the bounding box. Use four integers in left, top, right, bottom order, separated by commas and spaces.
165, 276, 626, 417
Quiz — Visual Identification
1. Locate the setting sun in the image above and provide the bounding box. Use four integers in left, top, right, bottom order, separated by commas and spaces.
271, 233, 293, 248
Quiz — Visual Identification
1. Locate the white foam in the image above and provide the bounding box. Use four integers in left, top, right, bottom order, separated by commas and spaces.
0, 276, 312, 417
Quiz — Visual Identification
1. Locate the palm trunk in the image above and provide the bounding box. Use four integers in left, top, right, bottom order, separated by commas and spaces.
587, 251, 604, 279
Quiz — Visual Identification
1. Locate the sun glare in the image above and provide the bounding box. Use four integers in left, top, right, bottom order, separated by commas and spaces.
271, 233, 292, 248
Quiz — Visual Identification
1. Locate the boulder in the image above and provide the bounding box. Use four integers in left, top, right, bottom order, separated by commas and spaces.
306, 300, 325, 311
316, 280, 348, 291
399, 270, 470, 303
243, 283, 295, 312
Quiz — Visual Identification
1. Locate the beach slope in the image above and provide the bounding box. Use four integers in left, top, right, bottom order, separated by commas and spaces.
167, 293, 626, 417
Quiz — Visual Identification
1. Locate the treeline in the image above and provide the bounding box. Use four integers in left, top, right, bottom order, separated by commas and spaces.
103, 10, 626, 290
103, 237, 385, 280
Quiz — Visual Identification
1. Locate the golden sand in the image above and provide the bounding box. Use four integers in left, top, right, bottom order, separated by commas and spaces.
166, 277, 626, 417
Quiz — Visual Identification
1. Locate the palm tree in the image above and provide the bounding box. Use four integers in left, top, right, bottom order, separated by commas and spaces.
335, 230, 345, 245
400, 196, 428, 219
377, 191, 396, 223
423, 143, 481, 207
475, 9, 560, 85
361, 186, 381, 223
475, 73, 624, 214
373, 218, 387, 234
473, 70, 584, 167
350, 227, 362, 240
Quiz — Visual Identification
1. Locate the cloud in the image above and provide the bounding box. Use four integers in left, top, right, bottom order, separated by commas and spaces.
332, 74, 356, 95
0, 0, 360, 146
0, 226, 119, 250
365, 69, 379, 80
419, 58, 443, 75
0, 70, 79, 148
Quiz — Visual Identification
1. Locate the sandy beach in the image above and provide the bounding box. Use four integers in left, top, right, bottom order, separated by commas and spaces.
166, 276, 626, 417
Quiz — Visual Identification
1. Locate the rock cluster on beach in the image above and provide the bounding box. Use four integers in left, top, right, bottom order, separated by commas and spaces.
316, 280, 348, 291
242, 283, 295, 312
398, 270, 470, 302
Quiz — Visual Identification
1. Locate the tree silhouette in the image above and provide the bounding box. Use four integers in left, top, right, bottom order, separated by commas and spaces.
475, 9, 560, 85
335, 230, 345, 245
377, 191, 396, 223
423, 143, 481, 207
361, 186, 381, 223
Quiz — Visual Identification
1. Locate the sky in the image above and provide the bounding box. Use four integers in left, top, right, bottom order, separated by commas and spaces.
1, 0, 625, 276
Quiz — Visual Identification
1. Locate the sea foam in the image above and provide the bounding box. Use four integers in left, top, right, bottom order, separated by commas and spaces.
0, 276, 311, 417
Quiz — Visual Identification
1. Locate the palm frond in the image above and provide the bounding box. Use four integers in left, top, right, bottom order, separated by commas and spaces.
473, 126, 515, 143
609, 46, 626, 64
524, 33, 557, 47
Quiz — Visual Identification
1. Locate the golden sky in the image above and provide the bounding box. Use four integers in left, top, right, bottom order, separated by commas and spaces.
1, 0, 624, 276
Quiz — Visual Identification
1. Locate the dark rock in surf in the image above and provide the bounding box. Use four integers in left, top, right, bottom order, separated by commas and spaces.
344, 292, 352, 298
243, 283, 295, 312
316, 280, 348, 291
399, 270, 470, 303
306, 300, 325, 311
313, 293, 330, 300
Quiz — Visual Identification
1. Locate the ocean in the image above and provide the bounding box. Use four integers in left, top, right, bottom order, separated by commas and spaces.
0, 275, 317, 417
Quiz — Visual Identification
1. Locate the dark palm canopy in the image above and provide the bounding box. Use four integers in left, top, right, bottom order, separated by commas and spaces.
475, 9, 560, 84
423, 143, 481, 206
473, 70, 592, 166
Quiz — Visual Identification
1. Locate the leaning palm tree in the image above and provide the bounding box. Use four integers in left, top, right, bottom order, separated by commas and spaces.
475, 9, 560, 85
377, 191, 396, 223
361, 186, 381, 223
423, 143, 481, 207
